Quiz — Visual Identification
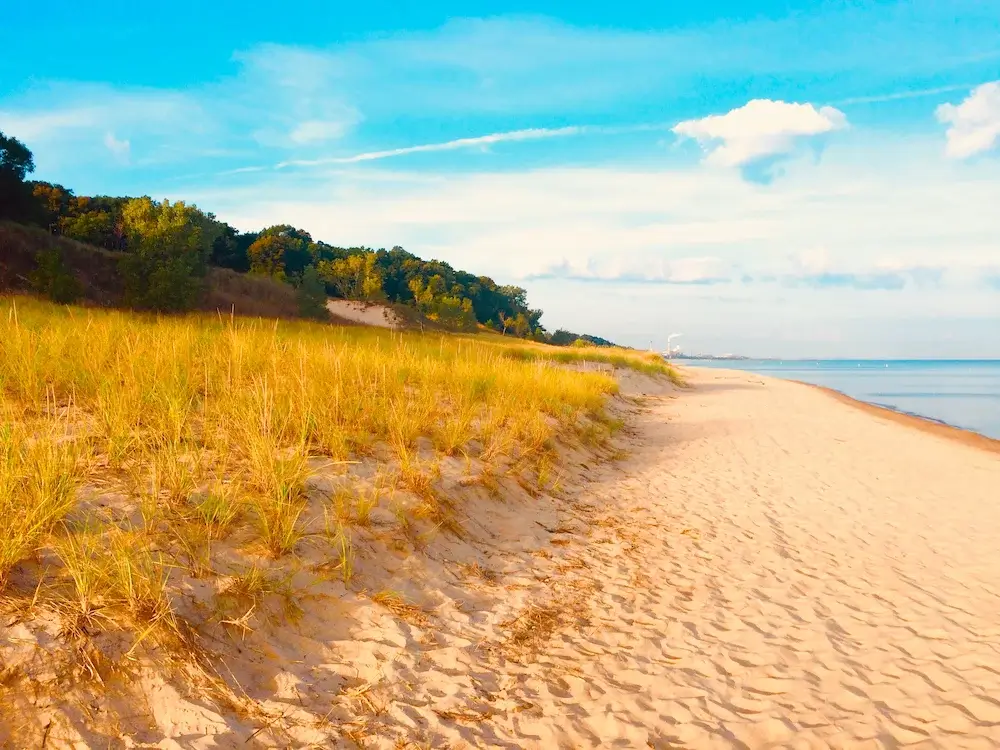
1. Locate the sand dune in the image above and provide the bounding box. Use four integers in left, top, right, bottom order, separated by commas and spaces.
8, 366, 1000, 748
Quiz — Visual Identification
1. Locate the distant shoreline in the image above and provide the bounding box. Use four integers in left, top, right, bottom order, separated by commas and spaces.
670, 357, 1000, 363
798, 381, 1000, 456
683, 363, 1000, 455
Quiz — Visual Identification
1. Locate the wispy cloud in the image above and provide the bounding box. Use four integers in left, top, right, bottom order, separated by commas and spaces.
7, 8, 1000, 186
936, 81, 1000, 158
785, 249, 946, 291
788, 271, 906, 291
103, 132, 131, 163
275, 123, 673, 168
277, 126, 586, 168
832, 83, 978, 106
524, 256, 736, 285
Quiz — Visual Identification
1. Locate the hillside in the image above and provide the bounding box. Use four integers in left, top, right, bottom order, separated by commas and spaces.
2, 126, 624, 345
0, 221, 354, 323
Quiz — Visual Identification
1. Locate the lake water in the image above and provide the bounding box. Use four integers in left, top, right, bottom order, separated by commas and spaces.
686, 360, 1000, 440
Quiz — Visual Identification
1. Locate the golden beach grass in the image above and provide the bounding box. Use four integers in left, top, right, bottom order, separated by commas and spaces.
0, 294, 669, 650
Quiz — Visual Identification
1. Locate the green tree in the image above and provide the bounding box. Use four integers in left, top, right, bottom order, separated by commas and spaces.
29, 247, 81, 304
247, 226, 313, 280
434, 295, 477, 330
30, 182, 72, 228
210, 225, 254, 272
119, 197, 210, 311
0, 131, 34, 180
319, 253, 385, 300
59, 211, 114, 245
0, 131, 38, 222
296, 265, 330, 320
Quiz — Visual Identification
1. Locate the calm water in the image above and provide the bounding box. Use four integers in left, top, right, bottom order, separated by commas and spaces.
688, 360, 1000, 440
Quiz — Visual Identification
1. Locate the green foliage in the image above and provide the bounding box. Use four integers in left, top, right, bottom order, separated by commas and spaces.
0, 132, 34, 180
119, 197, 210, 311
0, 131, 38, 222
4, 136, 610, 340
407, 276, 475, 330
296, 265, 330, 320
248, 226, 314, 281
319, 253, 385, 301
59, 210, 114, 245
211, 225, 254, 272
550, 329, 617, 347
30, 182, 71, 226
29, 246, 82, 304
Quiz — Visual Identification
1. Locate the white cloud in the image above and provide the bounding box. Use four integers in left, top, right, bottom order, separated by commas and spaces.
673, 99, 847, 167
936, 81, 1000, 158
288, 120, 354, 144
194, 139, 998, 287
103, 132, 131, 163
796, 247, 831, 274
0, 90, 197, 143
278, 126, 586, 167
181, 136, 1000, 356
528, 255, 734, 284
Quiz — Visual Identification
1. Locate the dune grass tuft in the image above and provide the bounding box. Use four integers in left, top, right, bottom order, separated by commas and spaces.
0, 420, 82, 588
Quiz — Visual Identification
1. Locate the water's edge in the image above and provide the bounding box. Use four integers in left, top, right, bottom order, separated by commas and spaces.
682, 360, 1000, 441
794, 379, 1000, 456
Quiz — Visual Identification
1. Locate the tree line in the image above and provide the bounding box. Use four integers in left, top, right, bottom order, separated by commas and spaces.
1, 130, 612, 346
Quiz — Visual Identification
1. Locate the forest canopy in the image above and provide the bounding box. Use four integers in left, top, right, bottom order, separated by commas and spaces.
0, 131, 614, 345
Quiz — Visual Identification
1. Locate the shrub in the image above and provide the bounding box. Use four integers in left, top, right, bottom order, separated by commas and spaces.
29, 246, 82, 304
296, 265, 330, 321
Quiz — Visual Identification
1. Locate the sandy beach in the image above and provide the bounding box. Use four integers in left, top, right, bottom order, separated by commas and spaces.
7, 364, 1000, 748
369, 364, 1000, 749
349, 364, 1000, 748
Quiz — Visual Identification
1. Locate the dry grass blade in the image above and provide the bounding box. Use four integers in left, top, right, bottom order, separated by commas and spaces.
370, 589, 428, 626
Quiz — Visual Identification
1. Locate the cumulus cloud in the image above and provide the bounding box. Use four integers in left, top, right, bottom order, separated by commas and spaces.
673, 99, 848, 167
936, 81, 1000, 159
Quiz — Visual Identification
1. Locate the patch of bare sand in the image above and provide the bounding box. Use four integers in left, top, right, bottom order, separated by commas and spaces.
324, 300, 404, 329
6, 366, 1000, 748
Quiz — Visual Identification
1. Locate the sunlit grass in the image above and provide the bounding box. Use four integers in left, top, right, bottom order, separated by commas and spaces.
0, 294, 673, 648
0, 419, 82, 587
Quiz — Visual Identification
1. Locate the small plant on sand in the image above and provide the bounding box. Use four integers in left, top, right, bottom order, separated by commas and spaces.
191, 479, 244, 539
217, 564, 299, 634
246, 451, 309, 557
55, 524, 178, 649
0, 423, 81, 588
352, 474, 391, 527
322, 516, 355, 586
220, 564, 283, 604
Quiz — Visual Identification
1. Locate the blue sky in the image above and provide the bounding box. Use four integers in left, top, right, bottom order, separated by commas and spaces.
2, 1, 999, 356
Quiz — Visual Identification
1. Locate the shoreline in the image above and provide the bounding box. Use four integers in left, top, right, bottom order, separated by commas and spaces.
681, 364, 1000, 456
799, 381, 1000, 456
